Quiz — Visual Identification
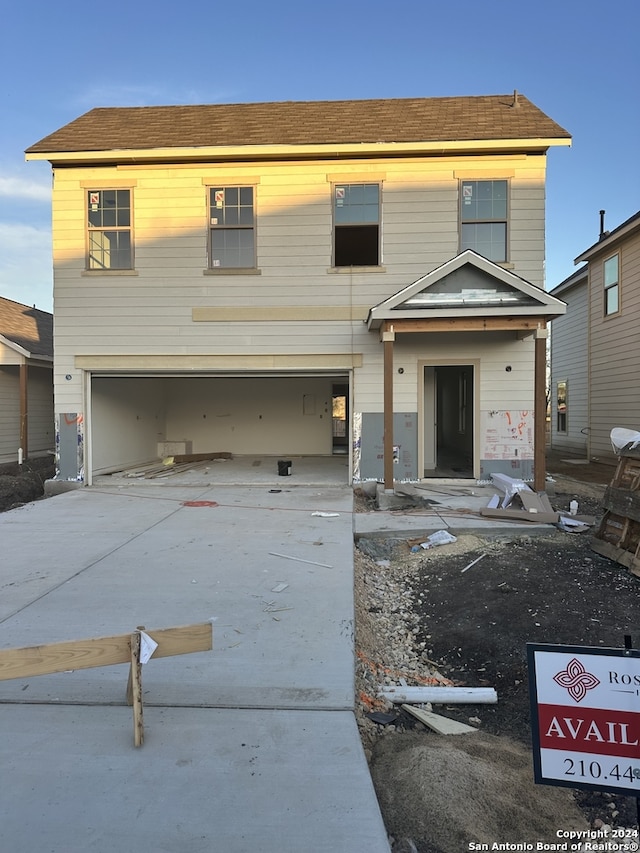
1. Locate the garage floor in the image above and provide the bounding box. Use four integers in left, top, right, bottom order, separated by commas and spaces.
93, 454, 351, 487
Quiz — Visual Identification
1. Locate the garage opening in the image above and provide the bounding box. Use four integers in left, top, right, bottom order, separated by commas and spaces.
88, 373, 350, 482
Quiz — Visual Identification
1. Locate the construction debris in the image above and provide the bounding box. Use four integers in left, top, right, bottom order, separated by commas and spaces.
592, 445, 640, 576
480, 471, 596, 528
268, 551, 333, 568
400, 704, 478, 735
461, 553, 486, 573
379, 686, 497, 704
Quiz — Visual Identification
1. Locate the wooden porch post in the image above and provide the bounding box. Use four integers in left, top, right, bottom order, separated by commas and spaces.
533, 327, 548, 491
383, 327, 395, 490
19, 363, 28, 460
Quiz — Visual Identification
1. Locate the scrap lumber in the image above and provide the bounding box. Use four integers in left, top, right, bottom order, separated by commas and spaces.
480, 507, 559, 524
172, 452, 233, 463
592, 448, 640, 577
0, 622, 212, 681
400, 704, 478, 735
0, 622, 213, 748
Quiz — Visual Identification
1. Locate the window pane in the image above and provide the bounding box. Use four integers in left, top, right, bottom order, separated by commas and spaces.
225, 187, 238, 206
606, 284, 619, 315
364, 184, 380, 205
461, 180, 506, 221
239, 187, 253, 206
211, 228, 255, 268
102, 208, 117, 227
88, 230, 132, 270
224, 206, 239, 226
112, 232, 131, 269
461, 222, 506, 262
604, 255, 618, 286
335, 183, 379, 225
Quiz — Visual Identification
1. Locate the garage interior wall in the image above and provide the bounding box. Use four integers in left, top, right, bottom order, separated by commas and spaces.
90, 375, 337, 475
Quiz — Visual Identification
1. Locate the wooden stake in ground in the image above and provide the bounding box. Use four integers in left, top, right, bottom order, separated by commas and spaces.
0, 622, 213, 747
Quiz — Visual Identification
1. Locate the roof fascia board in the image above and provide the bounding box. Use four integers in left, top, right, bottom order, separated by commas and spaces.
25, 136, 571, 164
0, 335, 31, 358
575, 217, 640, 263
549, 267, 588, 296
0, 336, 53, 363
383, 304, 566, 321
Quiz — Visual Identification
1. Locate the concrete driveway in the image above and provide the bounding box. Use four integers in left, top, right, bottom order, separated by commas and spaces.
0, 482, 390, 852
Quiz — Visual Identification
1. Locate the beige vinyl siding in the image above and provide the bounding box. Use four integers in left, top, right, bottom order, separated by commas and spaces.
0, 366, 20, 459
0, 361, 53, 461
354, 332, 534, 413
27, 366, 55, 454
588, 230, 640, 460
550, 280, 588, 454
50, 153, 548, 427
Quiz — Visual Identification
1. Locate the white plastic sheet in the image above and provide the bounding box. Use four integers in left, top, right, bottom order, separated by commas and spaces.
611, 428, 640, 454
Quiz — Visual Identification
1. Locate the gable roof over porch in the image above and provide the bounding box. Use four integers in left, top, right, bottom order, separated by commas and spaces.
366, 250, 566, 333
366, 251, 566, 492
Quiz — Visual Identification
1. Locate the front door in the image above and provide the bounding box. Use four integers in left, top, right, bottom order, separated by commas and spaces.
423, 365, 474, 477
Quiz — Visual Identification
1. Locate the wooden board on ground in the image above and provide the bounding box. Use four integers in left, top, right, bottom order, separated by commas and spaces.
172, 452, 233, 463
401, 704, 478, 735
0, 622, 213, 681
480, 507, 559, 524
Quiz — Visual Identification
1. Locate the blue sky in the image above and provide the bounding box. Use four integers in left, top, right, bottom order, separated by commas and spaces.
1, 0, 638, 313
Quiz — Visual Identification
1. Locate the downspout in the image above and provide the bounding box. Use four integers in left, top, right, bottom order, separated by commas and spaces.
383, 324, 395, 490
534, 326, 548, 490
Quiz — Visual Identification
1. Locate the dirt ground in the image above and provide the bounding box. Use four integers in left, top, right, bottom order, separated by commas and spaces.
0, 456, 55, 512
355, 456, 640, 852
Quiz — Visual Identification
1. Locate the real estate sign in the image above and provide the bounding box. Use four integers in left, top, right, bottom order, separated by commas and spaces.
528, 643, 640, 796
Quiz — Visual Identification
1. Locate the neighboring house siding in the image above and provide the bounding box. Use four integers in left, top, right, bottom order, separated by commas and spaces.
588, 230, 640, 461
27, 366, 55, 454
0, 363, 54, 461
0, 365, 20, 459
550, 279, 588, 454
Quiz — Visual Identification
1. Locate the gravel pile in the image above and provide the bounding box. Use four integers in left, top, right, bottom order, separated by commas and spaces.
353, 538, 449, 755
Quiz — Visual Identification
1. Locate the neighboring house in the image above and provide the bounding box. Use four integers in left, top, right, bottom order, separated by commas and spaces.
0, 297, 54, 463
26, 93, 569, 488
548, 266, 589, 455
550, 210, 640, 464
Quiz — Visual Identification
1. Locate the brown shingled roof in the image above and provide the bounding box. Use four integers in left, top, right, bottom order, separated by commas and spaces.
0, 297, 53, 359
26, 94, 570, 154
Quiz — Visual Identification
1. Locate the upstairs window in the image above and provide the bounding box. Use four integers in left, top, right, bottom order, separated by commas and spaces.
87, 189, 132, 269
209, 187, 256, 269
604, 254, 619, 315
333, 183, 380, 267
460, 180, 508, 262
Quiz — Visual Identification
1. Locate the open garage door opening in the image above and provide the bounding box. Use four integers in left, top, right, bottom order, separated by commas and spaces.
88, 373, 351, 484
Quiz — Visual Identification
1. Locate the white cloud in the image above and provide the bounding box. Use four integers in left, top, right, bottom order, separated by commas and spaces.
0, 175, 51, 202
0, 222, 50, 250
0, 222, 53, 312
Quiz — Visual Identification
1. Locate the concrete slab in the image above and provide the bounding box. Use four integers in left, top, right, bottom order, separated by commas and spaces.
0, 705, 389, 853
0, 486, 356, 709
0, 484, 390, 852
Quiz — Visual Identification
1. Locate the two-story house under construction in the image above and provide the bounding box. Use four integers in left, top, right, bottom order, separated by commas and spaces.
26, 94, 570, 488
